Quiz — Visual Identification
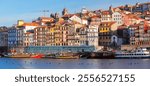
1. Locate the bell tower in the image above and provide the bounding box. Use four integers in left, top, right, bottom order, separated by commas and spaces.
109, 5, 114, 14
62, 8, 68, 15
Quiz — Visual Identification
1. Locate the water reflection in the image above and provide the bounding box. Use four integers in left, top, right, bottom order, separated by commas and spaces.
0, 58, 150, 69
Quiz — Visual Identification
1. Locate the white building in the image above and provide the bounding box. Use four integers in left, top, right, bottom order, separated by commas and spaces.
79, 27, 88, 46
22, 23, 39, 33
101, 11, 112, 22
24, 32, 34, 47
69, 15, 82, 24
17, 20, 39, 33
112, 12, 123, 26
81, 7, 88, 14
129, 25, 138, 45
81, 18, 88, 25
87, 25, 99, 48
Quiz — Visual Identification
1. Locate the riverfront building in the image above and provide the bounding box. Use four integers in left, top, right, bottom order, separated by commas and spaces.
24, 46, 95, 54
53, 23, 70, 46
0, 27, 8, 47
0, 2, 150, 54
112, 11, 123, 26
0, 27, 8, 53
8, 26, 24, 53
98, 22, 118, 47
34, 26, 48, 46
24, 32, 34, 47
87, 25, 99, 48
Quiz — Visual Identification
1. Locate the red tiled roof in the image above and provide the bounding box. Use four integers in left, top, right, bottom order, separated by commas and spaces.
82, 12, 89, 16
100, 22, 116, 27
25, 32, 34, 35
62, 14, 74, 18
67, 20, 81, 25
126, 14, 142, 20
23, 22, 39, 26
39, 17, 54, 22
34, 26, 48, 29
144, 21, 149, 31
101, 11, 111, 15
117, 6, 125, 9
117, 25, 128, 30
90, 15, 101, 18
130, 24, 140, 27
39, 17, 54, 20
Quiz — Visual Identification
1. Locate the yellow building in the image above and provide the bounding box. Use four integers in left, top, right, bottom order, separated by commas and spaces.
17, 20, 24, 26
46, 23, 71, 46
46, 26, 55, 46
54, 24, 69, 46
99, 22, 117, 46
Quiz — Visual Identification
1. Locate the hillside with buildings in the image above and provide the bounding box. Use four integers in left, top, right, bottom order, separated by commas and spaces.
0, 2, 150, 54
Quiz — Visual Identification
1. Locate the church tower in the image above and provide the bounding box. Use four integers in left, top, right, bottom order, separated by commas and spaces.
62, 8, 68, 15
109, 5, 114, 14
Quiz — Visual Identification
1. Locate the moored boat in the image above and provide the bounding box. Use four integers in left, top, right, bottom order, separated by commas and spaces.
89, 51, 115, 59
115, 48, 150, 59
31, 54, 44, 58
56, 52, 80, 59
8, 53, 31, 58
0, 53, 4, 57
79, 51, 114, 59
44, 54, 56, 58
7, 53, 44, 58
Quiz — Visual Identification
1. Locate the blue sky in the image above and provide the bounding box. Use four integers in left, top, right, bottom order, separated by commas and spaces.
0, 0, 149, 26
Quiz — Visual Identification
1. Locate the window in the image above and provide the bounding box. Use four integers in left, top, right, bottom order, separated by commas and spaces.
40, 28, 42, 31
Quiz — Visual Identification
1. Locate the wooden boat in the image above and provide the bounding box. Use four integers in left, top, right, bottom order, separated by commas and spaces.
44, 54, 56, 58
31, 54, 44, 58
56, 52, 80, 59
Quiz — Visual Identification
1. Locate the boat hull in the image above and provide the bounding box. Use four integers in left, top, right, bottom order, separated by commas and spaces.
80, 52, 115, 59
115, 56, 150, 59
115, 48, 150, 59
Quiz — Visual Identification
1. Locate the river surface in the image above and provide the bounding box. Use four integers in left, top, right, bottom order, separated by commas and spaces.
0, 58, 150, 69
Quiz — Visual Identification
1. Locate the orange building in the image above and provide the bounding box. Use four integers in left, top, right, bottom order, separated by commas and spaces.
54, 24, 69, 46
34, 26, 48, 46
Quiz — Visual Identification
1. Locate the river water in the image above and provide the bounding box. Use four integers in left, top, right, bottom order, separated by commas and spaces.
0, 58, 150, 69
